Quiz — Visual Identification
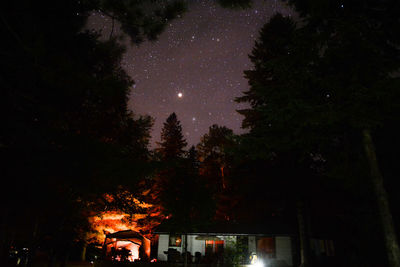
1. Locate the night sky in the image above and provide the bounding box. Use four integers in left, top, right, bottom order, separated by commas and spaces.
90, 0, 293, 147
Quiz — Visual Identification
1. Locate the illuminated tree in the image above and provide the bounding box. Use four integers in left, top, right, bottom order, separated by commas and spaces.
197, 125, 238, 220
197, 124, 236, 188
1, 0, 179, 264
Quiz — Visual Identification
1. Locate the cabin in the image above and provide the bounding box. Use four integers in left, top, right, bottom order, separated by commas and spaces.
154, 222, 296, 267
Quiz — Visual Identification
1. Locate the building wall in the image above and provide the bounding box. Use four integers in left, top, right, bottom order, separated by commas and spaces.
248, 235, 257, 255
157, 234, 293, 266
187, 234, 205, 255
157, 234, 169, 261
275, 236, 293, 266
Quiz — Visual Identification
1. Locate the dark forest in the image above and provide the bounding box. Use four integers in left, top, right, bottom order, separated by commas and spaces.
1, 0, 400, 267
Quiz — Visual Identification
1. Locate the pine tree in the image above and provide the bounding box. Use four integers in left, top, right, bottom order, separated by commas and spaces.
237, 5, 400, 266
217, 0, 252, 9
1, 0, 174, 263
197, 125, 235, 193
157, 113, 187, 159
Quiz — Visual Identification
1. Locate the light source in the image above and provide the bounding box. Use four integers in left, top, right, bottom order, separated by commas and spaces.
252, 259, 264, 267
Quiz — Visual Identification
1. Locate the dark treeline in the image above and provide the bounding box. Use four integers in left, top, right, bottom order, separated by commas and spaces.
1, 0, 400, 267
1, 0, 186, 266
235, 1, 400, 266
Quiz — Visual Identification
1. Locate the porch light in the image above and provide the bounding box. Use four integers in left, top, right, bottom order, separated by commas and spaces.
252, 259, 264, 267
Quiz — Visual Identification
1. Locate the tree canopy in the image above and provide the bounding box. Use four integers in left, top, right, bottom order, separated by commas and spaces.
236, 1, 400, 265
157, 112, 188, 159
0, 0, 183, 264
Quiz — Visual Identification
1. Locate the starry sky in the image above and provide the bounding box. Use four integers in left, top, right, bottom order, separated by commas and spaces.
90, 0, 293, 147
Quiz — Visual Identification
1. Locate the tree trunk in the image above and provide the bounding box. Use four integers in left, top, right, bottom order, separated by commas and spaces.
81, 243, 87, 261
220, 165, 226, 189
297, 201, 309, 267
363, 129, 400, 267
109, 17, 115, 40
81, 232, 88, 261
61, 248, 70, 267
27, 216, 39, 267
48, 248, 57, 267
0, 209, 7, 264
184, 233, 188, 267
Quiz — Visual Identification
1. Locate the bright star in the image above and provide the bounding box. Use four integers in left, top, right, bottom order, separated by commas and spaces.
178, 92, 183, 98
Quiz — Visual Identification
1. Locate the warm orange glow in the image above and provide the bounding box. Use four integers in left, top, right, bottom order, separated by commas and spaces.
88, 210, 158, 244
86, 191, 160, 245
88, 211, 133, 244
120, 241, 140, 262
105, 240, 140, 262
85, 190, 163, 263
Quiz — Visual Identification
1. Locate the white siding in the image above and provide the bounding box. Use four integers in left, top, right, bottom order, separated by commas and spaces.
157, 234, 293, 266
175, 242, 183, 254
248, 235, 257, 255
275, 236, 293, 266
187, 235, 205, 256
157, 234, 169, 261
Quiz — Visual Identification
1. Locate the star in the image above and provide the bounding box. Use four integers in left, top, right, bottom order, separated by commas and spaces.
120, 0, 291, 146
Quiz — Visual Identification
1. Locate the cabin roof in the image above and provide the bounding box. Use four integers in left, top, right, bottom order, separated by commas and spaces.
154, 219, 296, 236
106, 230, 145, 240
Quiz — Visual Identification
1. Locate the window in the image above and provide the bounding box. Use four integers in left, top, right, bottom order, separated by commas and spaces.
257, 237, 276, 259
214, 240, 224, 254
169, 235, 182, 247
205, 240, 224, 256
205, 240, 214, 256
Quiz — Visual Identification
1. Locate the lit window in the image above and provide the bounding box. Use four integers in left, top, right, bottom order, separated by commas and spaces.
169, 235, 182, 247
205, 240, 224, 256
257, 237, 276, 259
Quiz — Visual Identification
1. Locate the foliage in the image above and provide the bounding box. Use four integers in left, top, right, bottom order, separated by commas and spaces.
90, 0, 187, 43
236, 1, 400, 264
0, 0, 171, 263
237, 4, 400, 155
198, 125, 236, 159
157, 113, 188, 159
197, 125, 239, 221
223, 238, 247, 267
197, 125, 235, 189
86, 190, 159, 246
152, 115, 214, 233
217, 0, 252, 9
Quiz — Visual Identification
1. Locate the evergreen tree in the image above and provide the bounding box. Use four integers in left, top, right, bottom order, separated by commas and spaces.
157, 113, 187, 159
237, 4, 400, 265
152, 117, 214, 234
0, 0, 180, 264
217, 0, 252, 9
197, 125, 238, 220
92, 0, 187, 44
198, 125, 235, 190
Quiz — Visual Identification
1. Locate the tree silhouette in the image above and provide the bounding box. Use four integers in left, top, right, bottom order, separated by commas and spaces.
157, 113, 187, 160
237, 6, 400, 266
152, 116, 214, 234
217, 0, 252, 9
197, 125, 238, 221
0, 0, 166, 264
